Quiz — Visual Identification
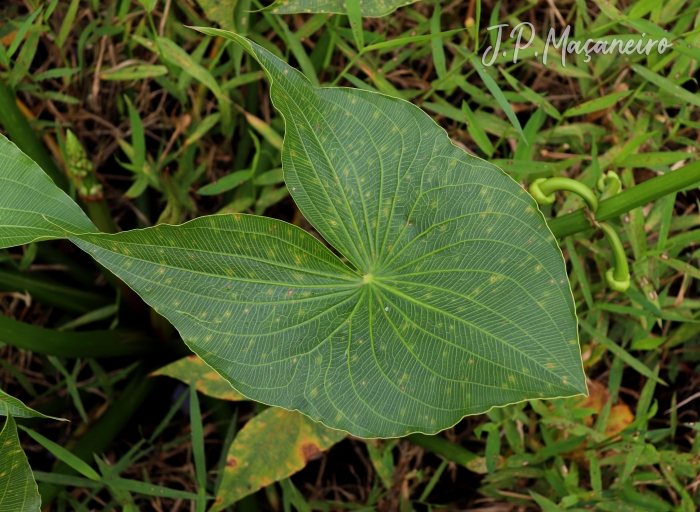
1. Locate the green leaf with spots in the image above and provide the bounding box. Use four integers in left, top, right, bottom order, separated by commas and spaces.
264, 0, 418, 17
0, 414, 41, 512
0, 136, 97, 248
0, 30, 585, 438
211, 407, 345, 511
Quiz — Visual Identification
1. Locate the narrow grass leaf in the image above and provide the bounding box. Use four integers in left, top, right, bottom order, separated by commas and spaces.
579, 320, 666, 385
363, 29, 463, 53
624, 152, 693, 168
7, 6, 42, 59
156, 37, 224, 100
101, 477, 208, 500
632, 64, 700, 108
198, 170, 253, 195
430, 3, 446, 78
189, 383, 207, 511
18, 427, 101, 481
470, 56, 526, 143
254, 167, 284, 186
185, 113, 221, 146
461, 101, 494, 157
240, 110, 283, 150
100, 64, 168, 81
563, 90, 633, 118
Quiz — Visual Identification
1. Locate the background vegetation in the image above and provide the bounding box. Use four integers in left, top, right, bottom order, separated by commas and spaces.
1, 0, 700, 510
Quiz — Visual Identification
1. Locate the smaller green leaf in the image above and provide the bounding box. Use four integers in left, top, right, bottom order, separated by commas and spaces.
100, 63, 168, 82
137, 0, 158, 12
461, 101, 494, 157
632, 64, 700, 108
563, 90, 633, 117
630, 337, 665, 350
500, 68, 562, 121
156, 37, 224, 100
198, 170, 253, 196
217, 196, 255, 214
153, 355, 246, 401
185, 113, 221, 146
124, 96, 145, 174
241, 110, 283, 150
430, 3, 446, 78
628, 0, 658, 18
101, 477, 209, 500
211, 407, 344, 512
279, 478, 311, 512
33, 68, 80, 82
0, 388, 63, 421
362, 29, 464, 53
254, 167, 284, 186
0, 414, 41, 512
189, 383, 207, 511
579, 320, 667, 385
18, 427, 101, 481
56, 0, 79, 48
221, 71, 265, 92
124, 174, 150, 199
470, 56, 526, 143
530, 492, 563, 512
255, 185, 289, 213
7, 6, 42, 59
623, 152, 693, 168
485, 425, 501, 473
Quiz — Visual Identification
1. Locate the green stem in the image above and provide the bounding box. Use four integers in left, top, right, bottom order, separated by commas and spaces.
37, 374, 156, 505
406, 433, 478, 468
598, 222, 630, 292
0, 78, 67, 190
0, 313, 174, 358
547, 160, 700, 238
531, 177, 599, 212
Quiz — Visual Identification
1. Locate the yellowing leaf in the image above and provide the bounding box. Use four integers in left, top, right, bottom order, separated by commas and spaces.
153, 355, 245, 401
211, 407, 345, 511
605, 403, 635, 438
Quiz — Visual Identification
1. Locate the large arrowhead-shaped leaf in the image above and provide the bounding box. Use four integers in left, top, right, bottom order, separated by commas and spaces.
265, 0, 418, 17
0, 136, 97, 248
0, 29, 585, 438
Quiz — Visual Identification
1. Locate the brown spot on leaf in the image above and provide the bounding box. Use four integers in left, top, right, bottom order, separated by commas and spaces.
301, 443, 321, 462
226, 455, 238, 467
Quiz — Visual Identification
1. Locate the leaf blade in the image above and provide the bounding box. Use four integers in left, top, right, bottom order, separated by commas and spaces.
211, 407, 344, 511
0, 134, 97, 248
68, 30, 585, 437
0, 414, 41, 512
